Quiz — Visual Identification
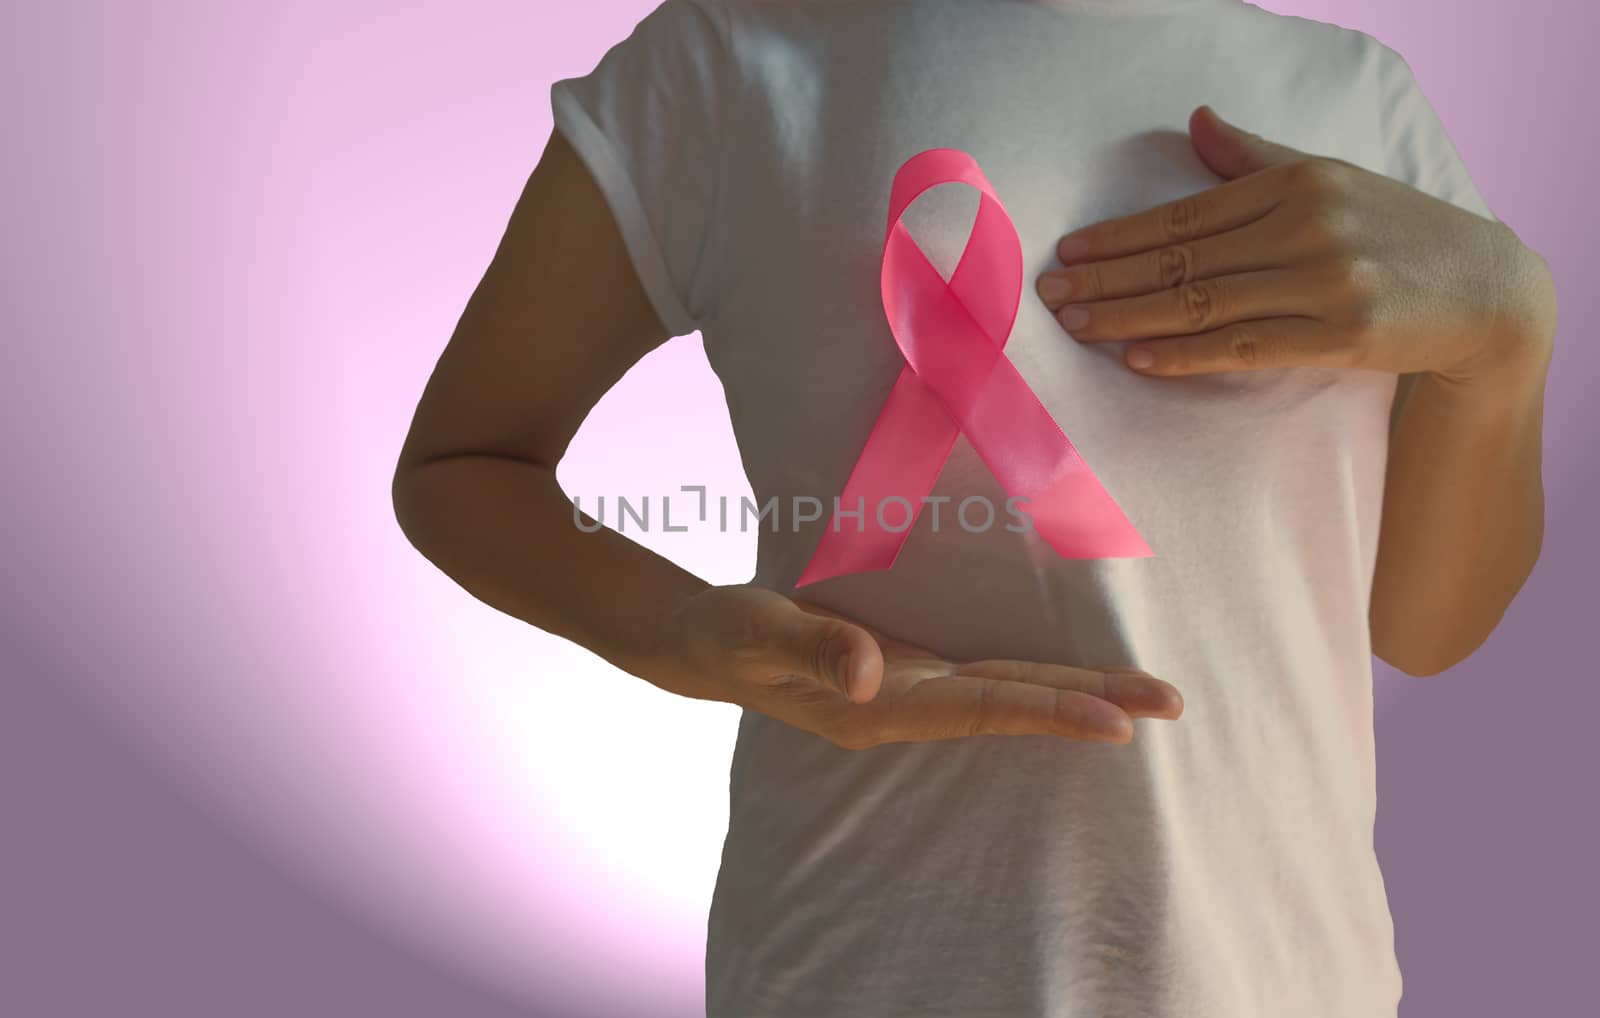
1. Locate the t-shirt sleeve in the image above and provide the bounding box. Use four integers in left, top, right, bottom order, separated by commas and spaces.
549, 0, 731, 338
1376, 44, 1497, 222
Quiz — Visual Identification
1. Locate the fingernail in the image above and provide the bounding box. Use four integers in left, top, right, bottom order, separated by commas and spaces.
1127, 346, 1154, 369
1037, 274, 1073, 305
1059, 305, 1090, 330
1058, 235, 1089, 260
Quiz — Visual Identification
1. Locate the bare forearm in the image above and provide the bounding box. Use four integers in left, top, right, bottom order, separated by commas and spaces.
1371, 282, 1555, 675
392, 454, 713, 693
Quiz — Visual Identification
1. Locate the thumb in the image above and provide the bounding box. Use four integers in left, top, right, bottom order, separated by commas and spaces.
1190, 103, 1303, 180
767, 602, 882, 703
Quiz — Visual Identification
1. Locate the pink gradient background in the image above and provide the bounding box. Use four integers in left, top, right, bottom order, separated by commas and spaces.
3, 1, 1593, 1015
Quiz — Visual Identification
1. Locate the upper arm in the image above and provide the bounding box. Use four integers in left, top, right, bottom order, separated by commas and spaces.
397, 0, 730, 479
395, 126, 671, 477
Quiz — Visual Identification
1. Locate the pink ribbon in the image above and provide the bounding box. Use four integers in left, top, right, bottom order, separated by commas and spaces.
795, 148, 1151, 588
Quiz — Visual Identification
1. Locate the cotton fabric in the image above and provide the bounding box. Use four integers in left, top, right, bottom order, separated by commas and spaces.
549, 2, 1495, 1015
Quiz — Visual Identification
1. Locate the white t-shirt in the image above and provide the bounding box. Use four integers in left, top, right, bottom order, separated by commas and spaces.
550, 2, 1495, 1016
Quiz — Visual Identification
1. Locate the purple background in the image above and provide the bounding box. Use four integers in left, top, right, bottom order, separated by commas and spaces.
3, 1, 1593, 1016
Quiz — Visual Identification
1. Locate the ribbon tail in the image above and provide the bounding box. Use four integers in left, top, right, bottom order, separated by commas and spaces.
953, 343, 1152, 559
795, 365, 959, 587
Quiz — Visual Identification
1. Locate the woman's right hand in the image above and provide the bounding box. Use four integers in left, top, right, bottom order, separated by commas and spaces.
653, 583, 1184, 749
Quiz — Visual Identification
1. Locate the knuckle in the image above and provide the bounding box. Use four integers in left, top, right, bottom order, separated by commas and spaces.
1156, 244, 1195, 289
1178, 281, 1216, 332
1282, 157, 1337, 193
1050, 692, 1083, 735
1325, 204, 1361, 243
1078, 260, 1107, 301
1227, 325, 1269, 366
1340, 253, 1380, 298
810, 624, 842, 685
1335, 261, 1382, 325
1297, 208, 1345, 251
1162, 195, 1207, 241
1317, 157, 1359, 189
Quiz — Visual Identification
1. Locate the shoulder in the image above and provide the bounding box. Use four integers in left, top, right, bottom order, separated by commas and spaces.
637, 0, 734, 45
1232, 3, 1433, 120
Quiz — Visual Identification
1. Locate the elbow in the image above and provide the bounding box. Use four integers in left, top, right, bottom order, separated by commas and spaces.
1378, 649, 1457, 678
1371, 609, 1464, 677
390, 461, 412, 533
390, 459, 433, 555
1373, 626, 1488, 678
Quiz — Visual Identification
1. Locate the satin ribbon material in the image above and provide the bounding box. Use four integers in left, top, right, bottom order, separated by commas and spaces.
795, 148, 1151, 588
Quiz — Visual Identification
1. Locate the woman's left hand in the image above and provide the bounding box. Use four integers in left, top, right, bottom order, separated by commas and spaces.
1036, 105, 1555, 384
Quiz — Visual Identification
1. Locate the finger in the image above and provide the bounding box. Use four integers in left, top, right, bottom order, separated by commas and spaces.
1054, 169, 1283, 267
1192, 105, 1309, 179
890, 672, 1136, 743
1122, 315, 1360, 376
958, 660, 1184, 719
1049, 267, 1317, 344
1037, 215, 1297, 309
752, 597, 884, 703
